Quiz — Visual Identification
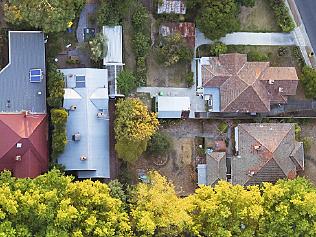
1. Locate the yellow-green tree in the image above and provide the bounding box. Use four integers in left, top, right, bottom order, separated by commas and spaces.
130, 171, 192, 236
186, 182, 263, 237
258, 178, 316, 236
0, 170, 132, 236
115, 98, 159, 162
4, 0, 84, 33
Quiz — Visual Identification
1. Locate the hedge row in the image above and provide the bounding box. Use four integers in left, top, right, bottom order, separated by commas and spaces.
269, 0, 295, 32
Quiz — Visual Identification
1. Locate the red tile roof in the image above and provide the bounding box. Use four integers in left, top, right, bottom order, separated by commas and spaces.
0, 113, 48, 178
202, 53, 299, 112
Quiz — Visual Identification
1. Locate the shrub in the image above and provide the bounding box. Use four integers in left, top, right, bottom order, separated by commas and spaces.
247, 51, 269, 62
132, 5, 149, 32
210, 41, 228, 56
47, 63, 65, 108
133, 32, 151, 57
217, 121, 229, 133
237, 0, 256, 7
147, 132, 172, 156
300, 66, 316, 99
156, 33, 193, 67
269, 0, 295, 32
186, 72, 195, 87
117, 70, 137, 96
51, 108, 68, 160
303, 137, 312, 152
89, 33, 106, 62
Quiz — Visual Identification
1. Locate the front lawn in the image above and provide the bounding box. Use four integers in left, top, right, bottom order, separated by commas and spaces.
239, 0, 281, 32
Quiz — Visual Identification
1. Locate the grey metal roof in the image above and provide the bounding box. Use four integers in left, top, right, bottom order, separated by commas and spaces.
58, 68, 110, 179
0, 31, 46, 113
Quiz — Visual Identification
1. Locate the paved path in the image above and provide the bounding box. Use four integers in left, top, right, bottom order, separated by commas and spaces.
195, 29, 296, 49
76, 3, 97, 43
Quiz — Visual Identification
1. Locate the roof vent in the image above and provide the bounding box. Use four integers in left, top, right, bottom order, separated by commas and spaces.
80, 155, 87, 161
279, 87, 284, 93
15, 155, 22, 161
248, 170, 255, 176
70, 105, 77, 111
37, 91, 42, 95
269, 79, 274, 85
97, 112, 106, 118
72, 132, 81, 141
254, 145, 262, 151
16, 143, 22, 148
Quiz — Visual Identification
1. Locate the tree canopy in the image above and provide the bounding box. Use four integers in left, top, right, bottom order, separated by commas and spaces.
115, 98, 159, 162
117, 70, 137, 96
4, 0, 85, 33
300, 65, 316, 99
187, 0, 240, 40
1, 170, 316, 236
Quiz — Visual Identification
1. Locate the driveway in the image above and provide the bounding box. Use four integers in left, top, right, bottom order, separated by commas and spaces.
195, 29, 296, 49
76, 3, 97, 43
294, 0, 316, 54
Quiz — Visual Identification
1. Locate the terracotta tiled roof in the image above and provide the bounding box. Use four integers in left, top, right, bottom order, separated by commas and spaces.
201, 53, 299, 112
0, 114, 48, 178
232, 123, 304, 185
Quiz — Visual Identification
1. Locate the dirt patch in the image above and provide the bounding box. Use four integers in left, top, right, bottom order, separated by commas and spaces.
239, 0, 280, 32
128, 120, 222, 196
123, 17, 136, 72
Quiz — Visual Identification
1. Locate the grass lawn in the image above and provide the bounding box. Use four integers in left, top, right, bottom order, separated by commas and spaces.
239, 0, 281, 32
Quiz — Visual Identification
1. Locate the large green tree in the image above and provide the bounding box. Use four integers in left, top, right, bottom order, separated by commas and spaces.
0, 170, 131, 236
115, 98, 159, 162
187, 0, 240, 40
300, 65, 316, 99
4, 0, 85, 33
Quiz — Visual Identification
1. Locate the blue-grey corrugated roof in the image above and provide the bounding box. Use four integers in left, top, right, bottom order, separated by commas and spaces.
0, 31, 46, 113
58, 68, 110, 179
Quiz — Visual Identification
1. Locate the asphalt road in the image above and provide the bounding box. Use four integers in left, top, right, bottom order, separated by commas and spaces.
295, 0, 316, 53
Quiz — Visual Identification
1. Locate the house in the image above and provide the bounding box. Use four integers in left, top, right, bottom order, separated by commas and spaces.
157, 0, 186, 14
103, 26, 124, 96
0, 114, 48, 178
58, 68, 110, 179
0, 31, 48, 178
232, 123, 304, 185
159, 22, 195, 48
155, 96, 190, 118
197, 53, 299, 113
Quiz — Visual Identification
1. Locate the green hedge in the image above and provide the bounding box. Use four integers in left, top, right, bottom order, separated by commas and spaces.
51, 108, 68, 160
269, 0, 295, 32
47, 63, 65, 108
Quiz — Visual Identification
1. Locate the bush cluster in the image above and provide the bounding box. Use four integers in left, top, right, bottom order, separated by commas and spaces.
47, 63, 65, 109
300, 65, 316, 99
269, 0, 295, 32
51, 109, 68, 160
247, 51, 269, 62
131, 4, 151, 86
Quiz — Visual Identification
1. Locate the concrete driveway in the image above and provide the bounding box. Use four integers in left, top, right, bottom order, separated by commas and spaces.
295, 0, 316, 54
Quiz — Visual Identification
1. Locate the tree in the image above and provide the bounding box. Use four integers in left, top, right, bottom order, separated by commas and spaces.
89, 33, 106, 63
187, 181, 263, 236
156, 33, 193, 67
192, 0, 240, 40
258, 178, 316, 236
210, 41, 228, 56
47, 63, 65, 108
130, 171, 192, 236
300, 66, 316, 99
0, 170, 132, 236
147, 132, 172, 156
117, 70, 137, 96
4, 0, 84, 33
115, 98, 159, 162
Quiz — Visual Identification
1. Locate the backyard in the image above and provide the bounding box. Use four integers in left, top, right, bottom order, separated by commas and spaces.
239, 0, 281, 32
128, 120, 223, 196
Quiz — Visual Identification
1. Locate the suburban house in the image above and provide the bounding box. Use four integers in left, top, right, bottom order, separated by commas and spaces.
196, 53, 299, 113
159, 22, 195, 48
232, 123, 304, 185
58, 68, 110, 179
0, 31, 48, 178
157, 0, 186, 14
197, 123, 304, 186
155, 96, 190, 118
103, 26, 124, 96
